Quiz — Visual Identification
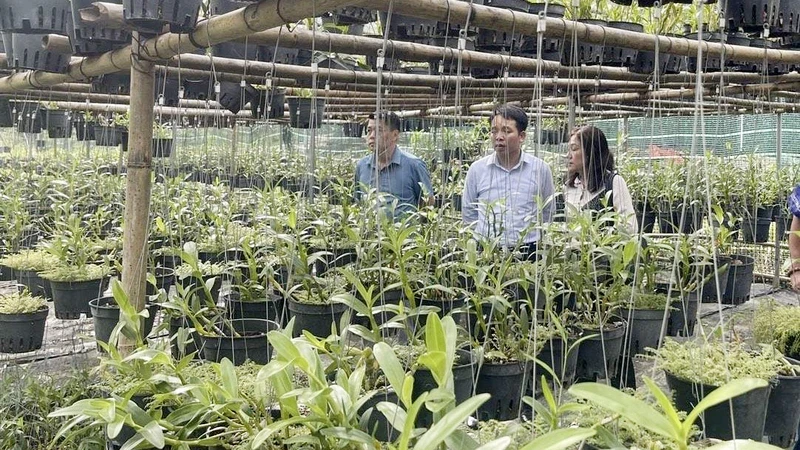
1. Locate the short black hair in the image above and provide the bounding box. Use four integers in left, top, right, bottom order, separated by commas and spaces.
368, 111, 402, 132
493, 104, 528, 133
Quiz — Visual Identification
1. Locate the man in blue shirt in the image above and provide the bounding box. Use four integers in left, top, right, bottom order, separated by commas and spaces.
354, 112, 433, 218
462, 104, 555, 257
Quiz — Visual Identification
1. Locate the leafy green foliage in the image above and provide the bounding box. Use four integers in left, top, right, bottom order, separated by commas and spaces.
0, 290, 47, 314
753, 300, 800, 358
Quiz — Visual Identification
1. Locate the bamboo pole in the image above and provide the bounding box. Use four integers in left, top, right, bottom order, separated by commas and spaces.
119, 31, 154, 355
375, 0, 800, 64
79, 2, 127, 29
0, 0, 363, 93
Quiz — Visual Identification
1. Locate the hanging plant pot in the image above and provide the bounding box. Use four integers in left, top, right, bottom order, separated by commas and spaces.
329, 6, 376, 25
15, 102, 43, 133
93, 125, 125, 146
45, 110, 72, 138
89, 296, 158, 352
686, 32, 752, 73
182, 76, 212, 100
287, 297, 348, 338
602, 22, 644, 67
74, 119, 96, 140
250, 88, 285, 119
576, 319, 627, 381
0, 305, 48, 353
562, 19, 606, 66
381, 11, 441, 39
50, 277, 109, 320
9, 32, 71, 73
216, 81, 256, 114
764, 358, 800, 448
0, 0, 71, 32
154, 74, 180, 107
0, 98, 14, 128
725, 0, 789, 35
257, 46, 300, 65
722, 254, 754, 305
122, 0, 201, 33
665, 370, 770, 441
202, 318, 279, 365
287, 97, 325, 129
152, 137, 173, 158
16, 269, 52, 300
511, 3, 564, 62
70, 0, 129, 46
342, 121, 364, 137
475, 360, 525, 421
92, 73, 131, 95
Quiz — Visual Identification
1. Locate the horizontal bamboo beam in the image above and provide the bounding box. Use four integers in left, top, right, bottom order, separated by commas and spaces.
376, 0, 800, 64
0, 0, 362, 93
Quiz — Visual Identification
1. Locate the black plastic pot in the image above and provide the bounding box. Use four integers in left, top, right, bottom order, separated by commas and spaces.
122, 0, 201, 33
0, 306, 48, 353
15, 102, 43, 133
90, 296, 158, 351
342, 122, 364, 137
152, 138, 173, 158
9, 32, 71, 73
16, 269, 52, 300
0, 0, 71, 32
74, 119, 96, 140
202, 318, 279, 365
474, 0, 529, 50
576, 320, 627, 381
622, 308, 668, 355
216, 81, 256, 114
722, 254, 754, 305
698, 256, 731, 303
536, 335, 579, 387
635, 203, 657, 233
765, 358, 800, 448
287, 97, 325, 128
413, 348, 475, 428
168, 315, 204, 359
657, 203, 703, 234
312, 246, 357, 275
359, 389, 399, 442
45, 110, 71, 138
145, 267, 175, 296
178, 274, 222, 303
475, 361, 525, 421
0, 98, 14, 127
602, 22, 644, 67
416, 297, 462, 329
50, 277, 108, 319
666, 291, 699, 337
686, 32, 752, 73
665, 370, 770, 441
742, 206, 773, 243
223, 292, 285, 325
725, 0, 795, 35
382, 12, 441, 39
0, 263, 15, 281
70, 0, 129, 47
329, 6, 376, 25
562, 19, 606, 65
94, 125, 125, 146
250, 89, 285, 119
287, 297, 348, 338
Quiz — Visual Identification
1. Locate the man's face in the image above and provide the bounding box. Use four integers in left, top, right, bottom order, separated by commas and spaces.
366, 119, 399, 154
491, 115, 525, 160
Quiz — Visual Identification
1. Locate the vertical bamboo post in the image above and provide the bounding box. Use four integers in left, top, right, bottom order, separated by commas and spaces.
119, 31, 155, 355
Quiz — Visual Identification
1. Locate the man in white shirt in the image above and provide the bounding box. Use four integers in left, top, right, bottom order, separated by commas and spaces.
462, 104, 555, 257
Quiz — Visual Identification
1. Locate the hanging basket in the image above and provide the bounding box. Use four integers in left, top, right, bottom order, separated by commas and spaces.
287, 97, 325, 128
0, 98, 14, 128
342, 121, 364, 137
15, 102, 43, 134
217, 81, 256, 114
93, 125, 125, 146
724, 0, 794, 35
250, 89, 285, 120
70, 0, 129, 45
0, 0, 71, 32
122, 0, 201, 33
515, 4, 564, 62
602, 22, 644, 67
9, 32, 71, 73
45, 110, 72, 138
328, 6, 376, 25
561, 19, 607, 66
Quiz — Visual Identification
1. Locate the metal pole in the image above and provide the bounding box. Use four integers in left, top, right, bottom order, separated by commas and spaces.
119, 31, 155, 355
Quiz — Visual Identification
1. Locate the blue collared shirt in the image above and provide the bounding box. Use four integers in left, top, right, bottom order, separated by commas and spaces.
355, 147, 433, 217
462, 152, 555, 245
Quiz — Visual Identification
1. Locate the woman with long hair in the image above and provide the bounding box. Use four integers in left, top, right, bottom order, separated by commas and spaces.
564, 124, 637, 233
